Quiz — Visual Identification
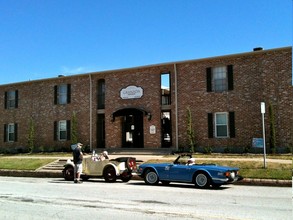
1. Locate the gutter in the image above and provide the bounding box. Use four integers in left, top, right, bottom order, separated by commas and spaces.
174, 63, 179, 151
89, 74, 93, 151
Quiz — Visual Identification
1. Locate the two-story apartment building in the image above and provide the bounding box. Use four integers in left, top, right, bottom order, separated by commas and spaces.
0, 47, 292, 153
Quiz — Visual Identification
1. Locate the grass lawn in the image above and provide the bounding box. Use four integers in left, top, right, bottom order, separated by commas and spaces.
146, 156, 292, 180
0, 158, 56, 170
0, 153, 291, 180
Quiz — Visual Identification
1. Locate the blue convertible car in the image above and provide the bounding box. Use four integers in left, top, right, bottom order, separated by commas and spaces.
137, 154, 243, 189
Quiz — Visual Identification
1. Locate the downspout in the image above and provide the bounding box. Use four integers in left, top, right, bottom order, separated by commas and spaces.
174, 63, 179, 151
89, 74, 93, 151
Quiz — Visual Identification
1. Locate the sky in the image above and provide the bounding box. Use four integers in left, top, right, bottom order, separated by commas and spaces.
0, 0, 292, 85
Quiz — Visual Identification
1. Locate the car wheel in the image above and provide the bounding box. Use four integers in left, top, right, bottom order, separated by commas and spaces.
144, 170, 159, 185
194, 172, 210, 189
103, 166, 117, 182
63, 166, 74, 181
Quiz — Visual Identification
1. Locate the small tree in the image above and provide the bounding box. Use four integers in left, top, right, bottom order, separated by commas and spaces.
71, 111, 78, 145
269, 103, 276, 154
187, 107, 196, 153
27, 118, 35, 153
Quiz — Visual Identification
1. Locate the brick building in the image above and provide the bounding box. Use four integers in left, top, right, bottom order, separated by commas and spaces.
0, 47, 292, 153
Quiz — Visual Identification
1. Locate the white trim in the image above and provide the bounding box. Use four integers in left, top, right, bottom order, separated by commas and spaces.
214, 112, 229, 138
58, 120, 67, 141
7, 123, 15, 142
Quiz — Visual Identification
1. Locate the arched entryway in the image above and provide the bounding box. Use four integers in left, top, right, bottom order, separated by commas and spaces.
112, 108, 148, 148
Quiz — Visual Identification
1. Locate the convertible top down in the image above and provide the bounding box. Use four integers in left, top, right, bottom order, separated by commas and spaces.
137, 154, 243, 189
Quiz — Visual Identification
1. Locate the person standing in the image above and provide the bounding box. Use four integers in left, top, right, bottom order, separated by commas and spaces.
73, 143, 83, 183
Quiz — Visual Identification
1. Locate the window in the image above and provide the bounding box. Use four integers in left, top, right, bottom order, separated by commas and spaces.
54, 84, 71, 105
97, 79, 105, 109
54, 120, 71, 141
5, 90, 18, 109
161, 73, 171, 105
59, 120, 67, 140
213, 67, 227, 92
97, 114, 105, 148
4, 123, 18, 142
215, 113, 228, 137
208, 112, 235, 138
206, 65, 233, 92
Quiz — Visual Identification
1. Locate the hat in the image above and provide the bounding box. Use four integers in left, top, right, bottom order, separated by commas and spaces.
102, 151, 108, 156
77, 143, 83, 147
188, 158, 195, 162
70, 144, 77, 150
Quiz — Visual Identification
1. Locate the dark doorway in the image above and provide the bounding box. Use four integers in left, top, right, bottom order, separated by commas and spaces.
161, 111, 172, 148
97, 114, 105, 148
113, 108, 144, 148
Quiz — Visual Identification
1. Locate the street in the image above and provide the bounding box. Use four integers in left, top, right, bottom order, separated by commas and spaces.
0, 177, 291, 220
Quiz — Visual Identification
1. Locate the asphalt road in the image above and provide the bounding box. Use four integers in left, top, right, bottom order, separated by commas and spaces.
0, 177, 291, 220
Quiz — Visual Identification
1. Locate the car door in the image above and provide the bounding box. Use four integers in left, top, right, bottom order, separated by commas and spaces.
168, 164, 194, 182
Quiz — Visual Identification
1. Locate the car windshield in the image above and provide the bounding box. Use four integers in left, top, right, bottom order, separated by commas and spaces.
174, 156, 192, 165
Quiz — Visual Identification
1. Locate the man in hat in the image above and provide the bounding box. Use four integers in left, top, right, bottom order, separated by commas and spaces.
99, 151, 109, 161
73, 143, 84, 183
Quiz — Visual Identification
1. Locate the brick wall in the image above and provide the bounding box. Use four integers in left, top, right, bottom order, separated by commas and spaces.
0, 47, 292, 153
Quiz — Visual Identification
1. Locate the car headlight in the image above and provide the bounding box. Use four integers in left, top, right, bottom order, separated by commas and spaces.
230, 172, 235, 179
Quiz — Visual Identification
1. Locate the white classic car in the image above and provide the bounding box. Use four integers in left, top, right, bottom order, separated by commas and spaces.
63, 153, 137, 182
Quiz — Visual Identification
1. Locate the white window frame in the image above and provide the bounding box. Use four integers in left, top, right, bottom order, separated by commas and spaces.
215, 112, 229, 138
58, 120, 67, 141
58, 84, 68, 104
212, 66, 228, 92
7, 123, 15, 142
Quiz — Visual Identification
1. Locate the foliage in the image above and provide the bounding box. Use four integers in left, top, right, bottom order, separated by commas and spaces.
71, 111, 78, 144
224, 147, 230, 153
27, 118, 35, 153
203, 145, 213, 154
186, 107, 196, 153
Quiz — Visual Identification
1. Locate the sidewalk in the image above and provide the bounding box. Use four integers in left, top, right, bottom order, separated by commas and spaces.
0, 154, 291, 187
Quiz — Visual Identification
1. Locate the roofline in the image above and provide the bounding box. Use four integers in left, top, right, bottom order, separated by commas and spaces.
1, 46, 291, 87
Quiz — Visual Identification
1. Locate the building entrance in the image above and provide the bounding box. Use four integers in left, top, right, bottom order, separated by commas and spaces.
112, 108, 144, 148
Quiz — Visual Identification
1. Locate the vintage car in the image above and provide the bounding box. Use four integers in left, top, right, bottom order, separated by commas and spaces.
63, 153, 137, 183
137, 154, 243, 188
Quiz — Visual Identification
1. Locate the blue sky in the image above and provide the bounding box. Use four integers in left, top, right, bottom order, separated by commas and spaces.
0, 0, 292, 85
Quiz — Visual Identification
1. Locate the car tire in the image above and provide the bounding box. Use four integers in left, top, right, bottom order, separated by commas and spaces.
63, 166, 74, 181
103, 166, 117, 182
194, 172, 210, 189
144, 170, 159, 185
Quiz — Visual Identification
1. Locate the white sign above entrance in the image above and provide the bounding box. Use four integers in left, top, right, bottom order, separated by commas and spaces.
120, 85, 143, 99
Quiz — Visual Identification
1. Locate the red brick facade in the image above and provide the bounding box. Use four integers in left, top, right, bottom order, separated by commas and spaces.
0, 47, 292, 153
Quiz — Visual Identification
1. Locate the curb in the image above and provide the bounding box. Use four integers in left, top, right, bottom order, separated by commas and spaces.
235, 178, 292, 187
0, 170, 62, 178
0, 170, 291, 187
